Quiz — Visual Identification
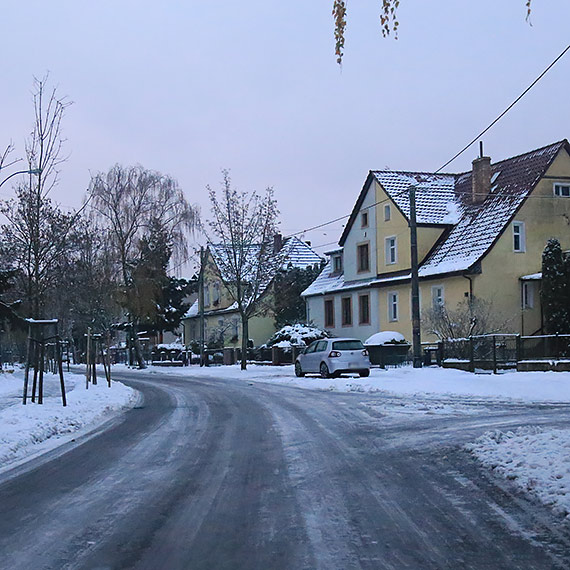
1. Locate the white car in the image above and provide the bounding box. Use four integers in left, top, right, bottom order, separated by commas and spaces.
295, 338, 370, 378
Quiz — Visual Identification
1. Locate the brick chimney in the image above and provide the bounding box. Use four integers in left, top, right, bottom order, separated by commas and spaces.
273, 233, 283, 253
472, 144, 491, 204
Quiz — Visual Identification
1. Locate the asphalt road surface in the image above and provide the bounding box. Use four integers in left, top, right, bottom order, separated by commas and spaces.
2, 369, 570, 569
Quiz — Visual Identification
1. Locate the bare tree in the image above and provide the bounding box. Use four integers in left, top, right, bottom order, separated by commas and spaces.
0, 76, 73, 318
423, 297, 513, 340
204, 170, 280, 370
87, 164, 199, 368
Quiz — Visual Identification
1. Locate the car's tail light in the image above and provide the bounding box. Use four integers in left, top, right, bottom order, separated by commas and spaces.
329, 351, 341, 358
362, 349, 369, 356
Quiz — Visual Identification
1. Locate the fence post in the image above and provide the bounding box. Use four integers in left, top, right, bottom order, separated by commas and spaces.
469, 337, 475, 372
437, 341, 443, 366
492, 335, 497, 374
516, 335, 522, 364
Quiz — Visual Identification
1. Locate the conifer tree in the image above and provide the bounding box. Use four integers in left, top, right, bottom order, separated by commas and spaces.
541, 238, 570, 333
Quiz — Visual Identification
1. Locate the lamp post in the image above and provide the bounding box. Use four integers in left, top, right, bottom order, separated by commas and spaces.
0, 168, 41, 189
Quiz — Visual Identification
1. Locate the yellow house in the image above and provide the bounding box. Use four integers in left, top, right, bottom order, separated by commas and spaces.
303, 140, 570, 342
183, 236, 322, 348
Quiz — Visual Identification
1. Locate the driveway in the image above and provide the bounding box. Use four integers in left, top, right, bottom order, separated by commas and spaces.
1, 369, 570, 569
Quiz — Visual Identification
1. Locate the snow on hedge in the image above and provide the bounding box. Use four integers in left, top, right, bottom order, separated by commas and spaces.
365, 331, 407, 345
265, 324, 329, 348
466, 427, 570, 518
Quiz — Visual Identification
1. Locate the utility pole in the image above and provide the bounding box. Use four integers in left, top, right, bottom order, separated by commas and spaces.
199, 247, 206, 367
409, 185, 422, 368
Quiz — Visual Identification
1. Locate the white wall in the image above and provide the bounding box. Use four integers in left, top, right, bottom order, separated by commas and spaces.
343, 181, 377, 282
306, 288, 380, 343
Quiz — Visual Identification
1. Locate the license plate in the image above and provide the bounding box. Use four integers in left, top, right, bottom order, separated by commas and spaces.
348, 362, 359, 368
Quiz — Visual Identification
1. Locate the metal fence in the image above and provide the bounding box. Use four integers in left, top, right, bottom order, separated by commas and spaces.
430, 333, 570, 372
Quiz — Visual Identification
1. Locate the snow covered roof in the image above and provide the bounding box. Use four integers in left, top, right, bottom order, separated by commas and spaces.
420, 140, 566, 277
280, 236, 323, 268
372, 171, 460, 225
306, 140, 569, 297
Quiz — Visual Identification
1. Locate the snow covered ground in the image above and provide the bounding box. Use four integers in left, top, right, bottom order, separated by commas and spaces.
0, 368, 137, 473
146, 362, 570, 404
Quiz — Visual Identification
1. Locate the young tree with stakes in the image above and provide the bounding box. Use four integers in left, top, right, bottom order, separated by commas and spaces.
0, 76, 75, 319
204, 170, 281, 370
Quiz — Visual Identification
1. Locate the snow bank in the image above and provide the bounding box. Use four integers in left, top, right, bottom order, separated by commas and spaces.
0, 369, 137, 471
466, 427, 570, 518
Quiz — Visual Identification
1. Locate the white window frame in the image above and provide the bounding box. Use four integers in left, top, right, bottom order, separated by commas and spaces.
431, 285, 444, 309
333, 255, 342, 274
554, 183, 570, 197
385, 236, 397, 265
512, 221, 526, 253
388, 292, 399, 322
384, 204, 391, 221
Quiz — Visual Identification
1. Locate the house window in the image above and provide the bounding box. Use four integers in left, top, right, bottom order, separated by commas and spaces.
513, 221, 526, 252
388, 292, 399, 322
333, 254, 343, 274
522, 282, 534, 309
357, 243, 370, 273
431, 285, 444, 309
324, 299, 335, 328
212, 282, 221, 305
385, 236, 397, 265
204, 285, 210, 307
384, 204, 391, 221
361, 211, 369, 228
341, 296, 352, 326
358, 294, 370, 325
554, 183, 570, 197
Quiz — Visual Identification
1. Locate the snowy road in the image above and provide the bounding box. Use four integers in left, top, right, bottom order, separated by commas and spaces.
2, 369, 570, 569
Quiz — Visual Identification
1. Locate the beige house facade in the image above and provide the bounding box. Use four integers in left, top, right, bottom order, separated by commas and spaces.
303, 140, 570, 342
183, 236, 322, 348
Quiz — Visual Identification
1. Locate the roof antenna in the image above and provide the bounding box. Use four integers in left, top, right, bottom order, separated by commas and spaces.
479, 141, 484, 158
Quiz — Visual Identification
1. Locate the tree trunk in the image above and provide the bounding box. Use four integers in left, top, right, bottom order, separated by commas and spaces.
240, 314, 248, 370
131, 322, 146, 369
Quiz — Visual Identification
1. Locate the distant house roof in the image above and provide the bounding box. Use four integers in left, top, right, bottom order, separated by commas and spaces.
305, 139, 569, 297
280, 236, 323, 269
184, 236, 322, 318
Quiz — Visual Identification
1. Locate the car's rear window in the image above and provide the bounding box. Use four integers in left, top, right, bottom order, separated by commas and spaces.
332, 340, 364, 351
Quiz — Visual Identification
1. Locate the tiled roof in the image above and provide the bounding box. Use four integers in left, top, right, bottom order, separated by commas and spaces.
420, 140, 566, 276
281, 236, 323, 268
306, 140, 569, 297
372, 171, 460, 224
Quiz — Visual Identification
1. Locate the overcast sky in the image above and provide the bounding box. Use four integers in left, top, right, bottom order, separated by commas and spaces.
2, 1, 569, 273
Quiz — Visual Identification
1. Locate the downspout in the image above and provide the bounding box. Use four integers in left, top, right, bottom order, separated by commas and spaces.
462, 274, 474, 322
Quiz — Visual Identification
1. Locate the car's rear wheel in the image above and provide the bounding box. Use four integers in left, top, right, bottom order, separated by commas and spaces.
359, 369, 370, 377
320, 362, 330, 378
295, 361, 304, 377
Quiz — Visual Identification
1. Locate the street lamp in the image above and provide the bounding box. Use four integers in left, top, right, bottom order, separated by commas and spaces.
0, 168, 41, 189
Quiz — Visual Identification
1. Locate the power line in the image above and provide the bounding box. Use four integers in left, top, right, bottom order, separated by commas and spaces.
283, 44, 570, 251
435, 43, 570, 173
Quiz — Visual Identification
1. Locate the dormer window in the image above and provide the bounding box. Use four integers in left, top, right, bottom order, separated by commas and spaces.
361, 211, 369, 228
333, 254, 343, 273
554, 183, 570, 197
